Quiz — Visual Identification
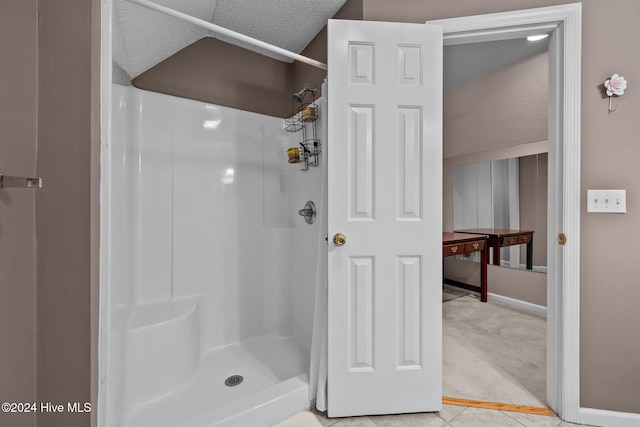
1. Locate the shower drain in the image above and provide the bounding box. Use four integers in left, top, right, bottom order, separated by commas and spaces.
225, 374, 244, 387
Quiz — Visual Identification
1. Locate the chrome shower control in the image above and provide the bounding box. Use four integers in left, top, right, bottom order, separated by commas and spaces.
298, 200, 316, 224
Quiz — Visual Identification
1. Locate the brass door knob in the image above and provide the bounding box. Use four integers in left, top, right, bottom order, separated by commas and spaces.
558, 233, 567, 245
333, 233, 347, 246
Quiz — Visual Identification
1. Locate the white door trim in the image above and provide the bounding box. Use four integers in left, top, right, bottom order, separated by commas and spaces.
99, 0, 114, 426
428, 3, 582, 423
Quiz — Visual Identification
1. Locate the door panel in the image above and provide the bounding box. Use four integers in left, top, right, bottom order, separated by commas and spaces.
327, 19, 443, 417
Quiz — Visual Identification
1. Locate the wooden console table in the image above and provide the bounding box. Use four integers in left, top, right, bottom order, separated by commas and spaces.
442, 232, 488, 302
455, 228, 534, 270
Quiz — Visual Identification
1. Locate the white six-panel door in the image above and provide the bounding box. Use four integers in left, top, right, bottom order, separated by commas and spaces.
327, 19, 443, 417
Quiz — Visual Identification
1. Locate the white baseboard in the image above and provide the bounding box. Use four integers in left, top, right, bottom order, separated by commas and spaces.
580, 407, 640, 427
488, 293, 547, 318
444, 284, 547, 317
500, 261, 548, 274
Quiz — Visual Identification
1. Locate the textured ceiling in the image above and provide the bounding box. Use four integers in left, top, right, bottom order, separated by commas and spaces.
113, 0, 548, 86
113, 0, 347, 78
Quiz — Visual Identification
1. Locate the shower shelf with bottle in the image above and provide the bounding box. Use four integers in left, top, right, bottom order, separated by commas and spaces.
284, 84, 320, 171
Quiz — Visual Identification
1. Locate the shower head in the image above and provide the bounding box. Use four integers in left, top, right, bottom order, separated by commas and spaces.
292, 84, 309, 102
292, 83, 316, 103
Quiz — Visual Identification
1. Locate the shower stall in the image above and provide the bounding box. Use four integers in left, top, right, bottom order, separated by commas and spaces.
100, 2, 448, 424
101, 84, 326, 426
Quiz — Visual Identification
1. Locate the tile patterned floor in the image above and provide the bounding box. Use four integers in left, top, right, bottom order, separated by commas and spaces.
303, 405, 594, 427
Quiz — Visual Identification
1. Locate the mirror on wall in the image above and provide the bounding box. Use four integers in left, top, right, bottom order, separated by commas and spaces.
452, 153, 547, 272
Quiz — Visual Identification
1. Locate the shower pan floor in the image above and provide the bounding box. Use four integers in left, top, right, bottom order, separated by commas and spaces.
123, 335, 310, 427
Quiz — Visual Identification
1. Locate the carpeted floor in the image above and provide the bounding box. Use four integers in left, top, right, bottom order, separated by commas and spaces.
443, 287, 547, 408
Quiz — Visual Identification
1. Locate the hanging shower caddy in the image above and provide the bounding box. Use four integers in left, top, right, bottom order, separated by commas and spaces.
284, 84, 320, 171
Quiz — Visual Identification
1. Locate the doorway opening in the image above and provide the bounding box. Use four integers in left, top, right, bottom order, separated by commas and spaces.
442, 36, 549, 409
430, 3, 582, 421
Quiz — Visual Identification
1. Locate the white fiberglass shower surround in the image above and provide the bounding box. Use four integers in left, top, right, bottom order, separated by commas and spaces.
102, 84, 326, 427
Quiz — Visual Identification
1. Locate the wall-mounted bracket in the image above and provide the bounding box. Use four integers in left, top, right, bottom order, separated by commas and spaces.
0, 174, 42, 190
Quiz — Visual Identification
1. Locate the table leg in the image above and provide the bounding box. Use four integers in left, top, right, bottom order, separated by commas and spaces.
480, 245, 488, 302
491, 237, 501, 266
526, 241, 533, 270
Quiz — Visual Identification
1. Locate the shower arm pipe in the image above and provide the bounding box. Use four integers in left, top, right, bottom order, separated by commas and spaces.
127, 0, 328, 71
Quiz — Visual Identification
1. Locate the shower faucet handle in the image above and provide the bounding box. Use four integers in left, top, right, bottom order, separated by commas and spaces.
298, 201, 316, 224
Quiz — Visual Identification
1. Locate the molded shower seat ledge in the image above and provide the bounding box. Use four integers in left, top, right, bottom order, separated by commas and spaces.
128, 296, 200, 330
123, 297, 201, 406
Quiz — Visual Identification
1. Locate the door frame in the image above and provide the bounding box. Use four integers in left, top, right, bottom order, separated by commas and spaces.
428, 3, 582, 423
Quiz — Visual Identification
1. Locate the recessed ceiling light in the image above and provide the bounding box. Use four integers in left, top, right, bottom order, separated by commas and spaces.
527, 34, 549, 42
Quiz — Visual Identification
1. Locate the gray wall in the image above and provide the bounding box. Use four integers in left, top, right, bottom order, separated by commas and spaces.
132, 37, 293, 118
0, 1, 38, 426
36, 0, 100, 425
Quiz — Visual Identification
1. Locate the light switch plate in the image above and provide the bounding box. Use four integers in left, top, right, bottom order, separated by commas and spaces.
587, 189, 626, 213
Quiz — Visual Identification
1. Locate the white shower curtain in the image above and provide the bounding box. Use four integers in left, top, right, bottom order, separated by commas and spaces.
309, 82, 328, 411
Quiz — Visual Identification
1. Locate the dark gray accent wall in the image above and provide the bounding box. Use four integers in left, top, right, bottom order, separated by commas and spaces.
36, 0, 100, 426
0, 2, 38, 424
133, 37, 293, 118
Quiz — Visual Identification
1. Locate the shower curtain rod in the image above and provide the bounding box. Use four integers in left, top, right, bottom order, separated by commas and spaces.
127, 0, 328, 71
